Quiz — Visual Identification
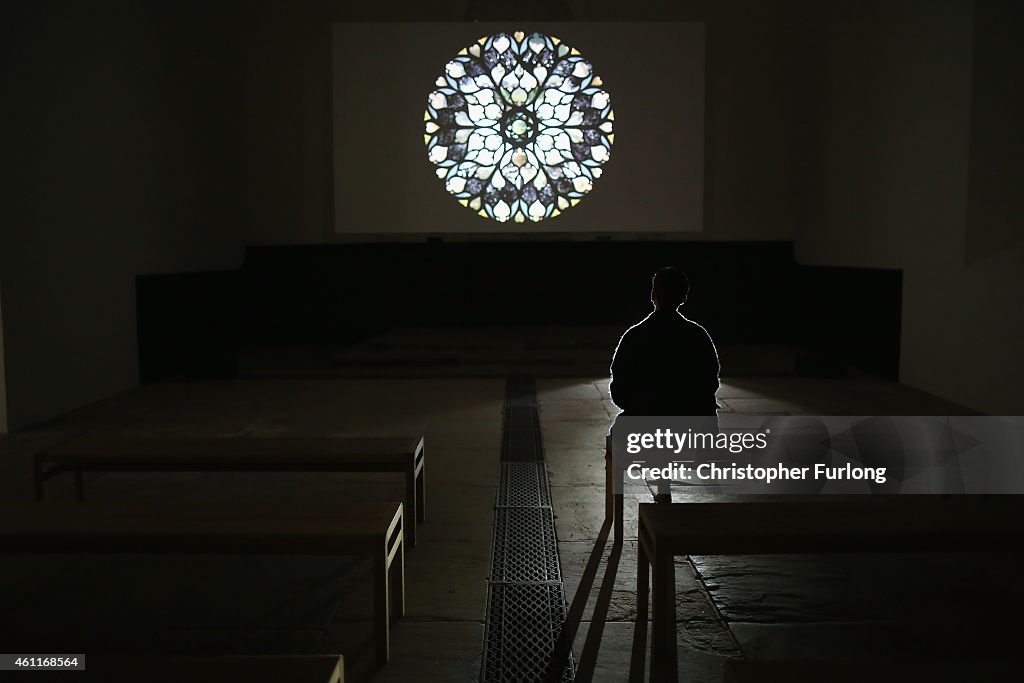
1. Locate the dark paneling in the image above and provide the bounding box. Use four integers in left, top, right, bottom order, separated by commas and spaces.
793, 265, 902, 379
134, 243, 901, 380
137, 271, 241, 383
240, 241, 902, 377
241, 241, 795, 339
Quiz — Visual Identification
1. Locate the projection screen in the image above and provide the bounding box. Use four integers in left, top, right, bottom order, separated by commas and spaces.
332, 22, 705, 235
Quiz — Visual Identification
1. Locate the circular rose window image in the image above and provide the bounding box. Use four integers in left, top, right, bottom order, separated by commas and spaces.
424, 31, 614, 223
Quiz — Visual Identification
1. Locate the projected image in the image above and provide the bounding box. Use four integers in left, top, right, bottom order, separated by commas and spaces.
424, 31, 615, 223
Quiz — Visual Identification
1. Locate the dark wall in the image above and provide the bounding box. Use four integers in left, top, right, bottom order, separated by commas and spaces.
794, 265, 902, 379
241, 242, 795, 341
1, 0, 246, 428
794, 0, 1024, 413
966, 0, 1024, 262
137, 271, 241, 383
232, 241, 901, 376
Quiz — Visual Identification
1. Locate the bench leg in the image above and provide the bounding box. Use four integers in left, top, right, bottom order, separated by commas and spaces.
650, 549, 678, 683
636, 532, 650, 682
636, 537, 649, 617
614, 491, 624, 544
415, 458, 426, 523
606, 438, 624, 544
74, 469, 85, 502
391, 528, 405, 621
405, 467, 418, 547
374, 548, 391, 664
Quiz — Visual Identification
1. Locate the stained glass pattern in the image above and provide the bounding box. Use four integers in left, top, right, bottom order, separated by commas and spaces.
424, 31, 614, 223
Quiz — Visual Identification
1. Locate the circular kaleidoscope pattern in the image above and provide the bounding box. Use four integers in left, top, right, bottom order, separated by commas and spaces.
424, 31, 614, 223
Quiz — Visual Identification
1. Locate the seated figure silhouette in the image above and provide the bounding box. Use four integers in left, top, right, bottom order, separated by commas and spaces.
609, 267, 720, 503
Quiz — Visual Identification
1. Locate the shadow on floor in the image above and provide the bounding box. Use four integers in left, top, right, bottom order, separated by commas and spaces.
576, 541, 623, 682
545, 519, 608, 681
545, 517, 648, 683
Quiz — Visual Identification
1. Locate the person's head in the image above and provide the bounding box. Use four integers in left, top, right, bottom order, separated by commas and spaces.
651, 267, 689, 311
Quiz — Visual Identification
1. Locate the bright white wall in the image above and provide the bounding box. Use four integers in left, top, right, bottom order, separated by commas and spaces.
246, 0, 805, 244
332, 22, 705, 235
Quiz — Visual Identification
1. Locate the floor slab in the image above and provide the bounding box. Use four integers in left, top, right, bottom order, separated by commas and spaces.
0, 377, 504, 683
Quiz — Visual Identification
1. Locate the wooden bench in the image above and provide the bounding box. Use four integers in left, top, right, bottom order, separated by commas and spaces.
34, 434, 426, 545
722, 657, 1018, 682
2, 655, 344, 682
636, 497, 1024, 682
605, 436, 624, 542
0, 501, 404, 664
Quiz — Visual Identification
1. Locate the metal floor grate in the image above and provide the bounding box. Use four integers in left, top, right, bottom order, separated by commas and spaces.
483, 584, 574, 682
496, 463, 552, 507
481, 377, 574, 682
489, 506, 561, 584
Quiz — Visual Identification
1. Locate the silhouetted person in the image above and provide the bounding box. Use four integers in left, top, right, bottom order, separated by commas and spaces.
609, 267, 720, 503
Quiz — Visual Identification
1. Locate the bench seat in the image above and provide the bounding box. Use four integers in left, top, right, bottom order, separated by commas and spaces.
34, 435, 426, 545
1, 502, 404, 664
637, 497, 1024, 682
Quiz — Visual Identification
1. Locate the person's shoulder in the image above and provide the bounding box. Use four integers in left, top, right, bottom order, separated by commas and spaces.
614, 313, 654, 349
621, 313, 654, 336
678, 314, 716, 341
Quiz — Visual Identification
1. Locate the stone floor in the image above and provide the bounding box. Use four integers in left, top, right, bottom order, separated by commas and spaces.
0, 378, 503, 682
0, 353, 1019, 681
538, 376, 1023, 682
